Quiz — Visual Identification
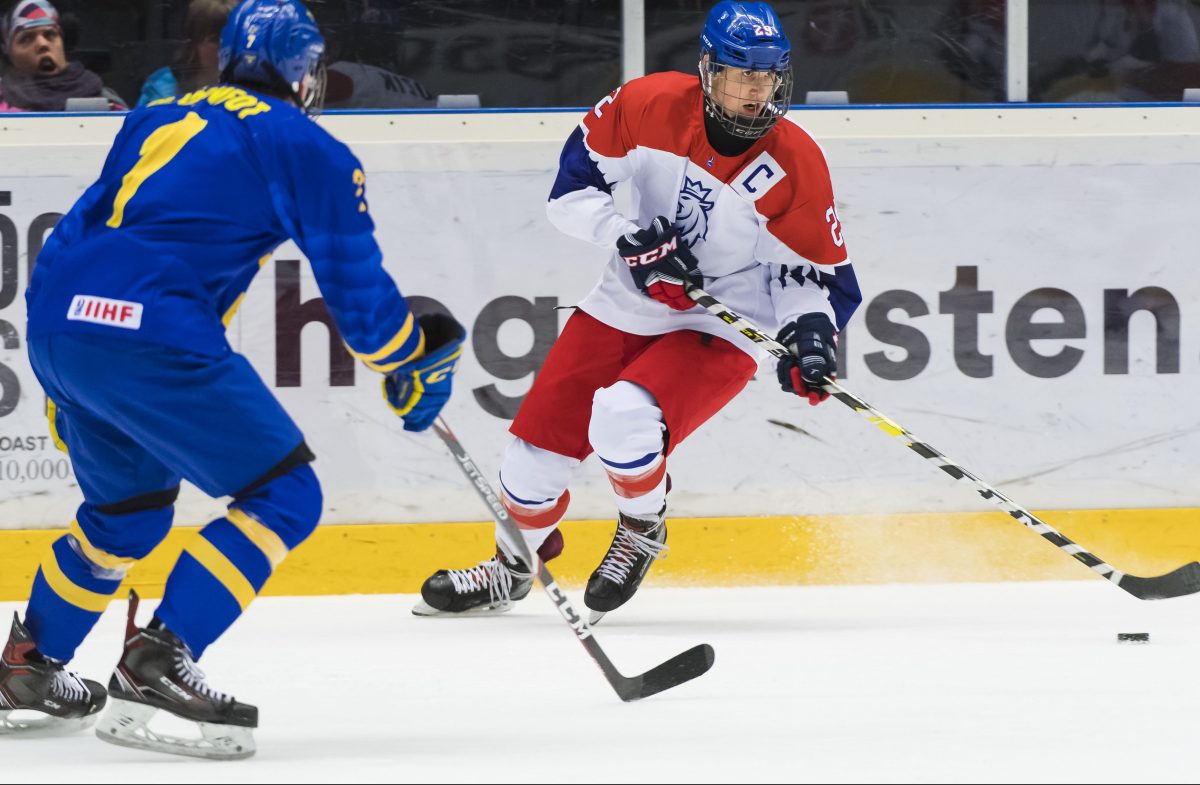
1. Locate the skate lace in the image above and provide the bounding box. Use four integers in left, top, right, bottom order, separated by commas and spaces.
174, 653, 231, 704
447, 558, 517, 605
596, 521, 668, 584
49, 669, 90, 704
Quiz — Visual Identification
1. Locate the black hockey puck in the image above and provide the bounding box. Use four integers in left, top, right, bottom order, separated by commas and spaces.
1117, 632, 1149, 643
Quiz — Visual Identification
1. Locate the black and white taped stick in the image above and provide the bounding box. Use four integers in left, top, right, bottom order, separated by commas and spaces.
431, 417, 716, 700
687, 286, 1200, 601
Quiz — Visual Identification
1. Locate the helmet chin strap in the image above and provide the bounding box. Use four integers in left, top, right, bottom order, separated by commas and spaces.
705, 98, 766, 140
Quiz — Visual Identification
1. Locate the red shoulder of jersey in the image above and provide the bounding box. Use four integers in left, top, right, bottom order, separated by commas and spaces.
580, 71, 701, 160
750, 118, 848, 266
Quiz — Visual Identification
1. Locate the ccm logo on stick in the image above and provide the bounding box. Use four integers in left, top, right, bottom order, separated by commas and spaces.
67, 295, 143, 330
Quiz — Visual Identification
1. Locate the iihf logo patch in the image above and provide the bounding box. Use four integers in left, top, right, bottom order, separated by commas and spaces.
676, 176, 714, 248
66, 295, 143, 330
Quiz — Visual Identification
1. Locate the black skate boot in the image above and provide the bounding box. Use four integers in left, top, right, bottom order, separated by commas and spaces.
412, 529, 563, 617
413, 547, 534, 616
95, 591, 257, 760
0, 613, 106, 736
584, 511, 669, 624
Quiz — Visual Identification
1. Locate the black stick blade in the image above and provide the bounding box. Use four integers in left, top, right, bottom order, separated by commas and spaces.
1119, 562, 1200, 600
615, 644, 716, 702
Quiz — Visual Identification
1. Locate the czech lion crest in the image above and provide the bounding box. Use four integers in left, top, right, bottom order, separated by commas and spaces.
675, 176, 715, 248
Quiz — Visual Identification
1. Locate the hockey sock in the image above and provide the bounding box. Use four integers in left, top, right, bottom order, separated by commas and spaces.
498, 478, 570, 561
156, 464, 320, 659
589, 382, 669, 521
155, 514, 276, 659
599, 451, 668, 521
24, 533, 125, 662
24, 503, 170, 662
494, 439, 577, 562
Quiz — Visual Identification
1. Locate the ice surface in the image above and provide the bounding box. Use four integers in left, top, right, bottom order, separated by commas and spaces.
2, 581, 1197, 783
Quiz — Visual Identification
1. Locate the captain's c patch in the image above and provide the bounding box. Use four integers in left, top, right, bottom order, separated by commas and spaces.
732, 151, 786, 202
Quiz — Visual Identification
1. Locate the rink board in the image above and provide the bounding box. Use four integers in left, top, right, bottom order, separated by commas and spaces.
2, 105, 1200, 533
1, 507, 1198, 600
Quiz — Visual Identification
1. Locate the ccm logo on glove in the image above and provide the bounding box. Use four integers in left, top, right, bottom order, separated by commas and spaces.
623, 234, 680, 267
617, 216, 703, 311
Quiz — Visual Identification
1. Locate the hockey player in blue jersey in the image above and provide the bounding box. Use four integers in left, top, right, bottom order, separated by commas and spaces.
0, 0, 464, 759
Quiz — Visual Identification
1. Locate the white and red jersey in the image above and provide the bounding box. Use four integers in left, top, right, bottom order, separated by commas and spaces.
547, 71, 861, 361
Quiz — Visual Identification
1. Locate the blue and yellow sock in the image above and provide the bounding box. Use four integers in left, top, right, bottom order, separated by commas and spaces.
155, 464, 321, 658
25, 522, 133, 661
155, 511, 284, 658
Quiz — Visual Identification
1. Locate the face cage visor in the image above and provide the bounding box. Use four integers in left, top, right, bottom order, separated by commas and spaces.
296, 56, 326, 118
699, 57, 793, 140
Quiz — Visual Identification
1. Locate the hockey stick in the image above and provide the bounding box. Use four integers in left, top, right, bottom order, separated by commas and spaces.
430, 417, 716, 700
686, 286, 1200, 601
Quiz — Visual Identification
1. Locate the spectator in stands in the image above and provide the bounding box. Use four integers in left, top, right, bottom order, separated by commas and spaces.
0, 0, 125, 111
934, 0, 1006, 101
1084, 0, 1200, 100
1038, 0, 1200, 101
137, 0, 238, 106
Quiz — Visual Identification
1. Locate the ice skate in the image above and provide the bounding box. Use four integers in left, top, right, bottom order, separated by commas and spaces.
585, 512, 669, 624
95, 592, 257, 760
414, 528, 566, 617
413, 547, 535, 617
0, 613, 106, 737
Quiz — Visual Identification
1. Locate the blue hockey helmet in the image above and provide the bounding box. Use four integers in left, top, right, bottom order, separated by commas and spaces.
219, 0, 326, 115
699, 1, 793, 139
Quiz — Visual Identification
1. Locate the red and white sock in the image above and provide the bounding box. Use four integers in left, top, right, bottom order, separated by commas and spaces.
589, 381, 668, 521
495, 438, 578, 559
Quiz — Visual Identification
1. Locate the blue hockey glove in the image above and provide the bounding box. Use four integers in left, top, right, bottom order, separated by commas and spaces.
617, 216, 703, 310
383, 313, 466, 432
776, 313, 837, 407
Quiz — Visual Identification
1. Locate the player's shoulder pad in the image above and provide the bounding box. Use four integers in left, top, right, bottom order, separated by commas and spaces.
252, 99, 362, 172
146, 84, 278, 121
758, 116, 835, 199
614, 71, 697, 111
586, 71, 700, 157
769, 118, 831, 174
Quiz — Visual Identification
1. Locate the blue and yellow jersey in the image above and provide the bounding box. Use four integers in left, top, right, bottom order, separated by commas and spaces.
26, 85, 423, 372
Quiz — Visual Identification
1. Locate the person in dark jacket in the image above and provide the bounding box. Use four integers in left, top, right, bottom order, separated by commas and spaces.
0, 0, 125, 111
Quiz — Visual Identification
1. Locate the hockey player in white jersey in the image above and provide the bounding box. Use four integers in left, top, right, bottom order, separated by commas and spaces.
416, 0, 862, 621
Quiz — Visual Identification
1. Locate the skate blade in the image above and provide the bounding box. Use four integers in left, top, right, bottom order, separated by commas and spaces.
411, 599, 517, 617
0, 708, 98, 737
95, 698, 255, 760
588, 610, 607, 626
